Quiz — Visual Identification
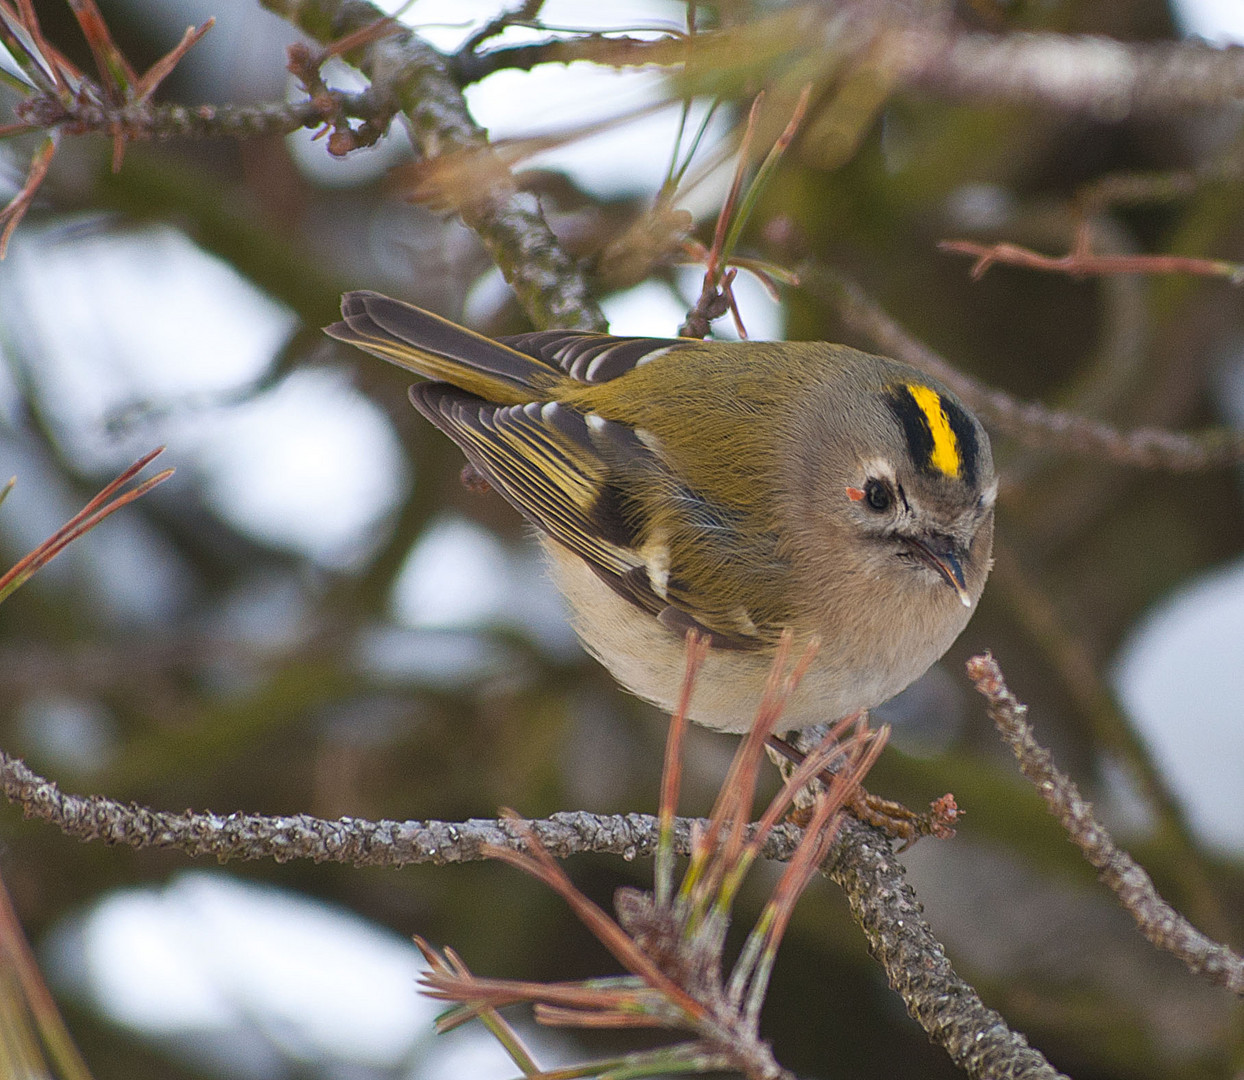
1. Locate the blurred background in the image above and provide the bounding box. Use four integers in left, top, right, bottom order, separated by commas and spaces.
1, 0, 1243, 1077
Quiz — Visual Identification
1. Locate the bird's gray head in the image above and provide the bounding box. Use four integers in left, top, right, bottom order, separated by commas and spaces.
789, 364, 996, 610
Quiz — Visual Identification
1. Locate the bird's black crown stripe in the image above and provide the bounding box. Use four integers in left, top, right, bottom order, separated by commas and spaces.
883, 384, 978, 484
939, 395, 979, 485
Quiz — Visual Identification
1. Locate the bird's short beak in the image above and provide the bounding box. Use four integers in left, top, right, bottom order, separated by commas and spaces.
909, 537, 972, 608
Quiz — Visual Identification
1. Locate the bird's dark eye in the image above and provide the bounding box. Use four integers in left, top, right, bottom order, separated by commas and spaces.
864, 479, 892, 512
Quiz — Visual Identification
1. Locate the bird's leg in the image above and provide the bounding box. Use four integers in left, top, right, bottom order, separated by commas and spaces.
765, 733, 961, 849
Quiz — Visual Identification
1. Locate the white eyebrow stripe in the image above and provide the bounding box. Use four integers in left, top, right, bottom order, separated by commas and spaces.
858, 456, 897, 483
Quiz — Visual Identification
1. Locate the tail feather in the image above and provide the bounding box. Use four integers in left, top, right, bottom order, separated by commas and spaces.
325, 291, 563, 404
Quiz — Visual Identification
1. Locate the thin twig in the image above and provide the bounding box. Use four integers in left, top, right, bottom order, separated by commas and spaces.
457, 0, 545, 60
939, 239, 1244, 284
966, 652, 1244, 997
987, 540, 1222, 913
0, 1, 219, 246
806, 262, 1244, 471
454, 15, 1244, 121
454, 31, 684, 85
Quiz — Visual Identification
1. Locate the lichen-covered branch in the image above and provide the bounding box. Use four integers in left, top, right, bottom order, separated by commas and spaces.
14, 94, 327, 142
446, 9, 1244, 121
967, 653, 1244, 997
827, 816, 1069, 1080
259, 0, 605, 331
0, 748, 776, 866
442, 10, 1244, 121
1, 747, 1067, 1077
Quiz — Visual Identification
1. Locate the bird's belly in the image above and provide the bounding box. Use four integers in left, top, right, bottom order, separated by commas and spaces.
543, 542, 940, 733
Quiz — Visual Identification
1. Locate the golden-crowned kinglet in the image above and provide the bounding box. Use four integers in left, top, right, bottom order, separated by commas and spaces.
327, 291, 996, 733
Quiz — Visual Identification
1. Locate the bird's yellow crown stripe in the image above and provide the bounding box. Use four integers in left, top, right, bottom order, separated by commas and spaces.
905, 384, 961, 478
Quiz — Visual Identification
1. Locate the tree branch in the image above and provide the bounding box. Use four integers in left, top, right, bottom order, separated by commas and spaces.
454, 33, 686, 86
805, 263, 1244, 471
0, 748, 778, 866
444, 14, 1244, 120
0, 746, 1068, 1077
828, 817, 1070, 1080
260, 0, 606, 331
938, 238, 1244, 284
966, 653, 1244, 997
444, 12, 1244, 122
896, 29, 1244, 117
14, 93, 328, 142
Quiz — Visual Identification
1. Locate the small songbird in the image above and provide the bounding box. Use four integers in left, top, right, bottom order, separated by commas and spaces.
326, 291, 995, 733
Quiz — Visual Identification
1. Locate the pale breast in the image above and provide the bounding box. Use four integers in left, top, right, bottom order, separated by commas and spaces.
541, 540, 948, 733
